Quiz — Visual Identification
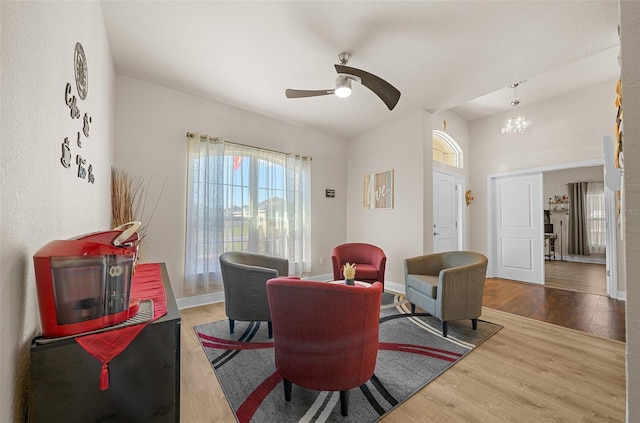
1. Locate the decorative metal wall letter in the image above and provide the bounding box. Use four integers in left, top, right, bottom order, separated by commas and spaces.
60, 138, 72, 168
363, 169, 394, 210
59, 42, 95, 183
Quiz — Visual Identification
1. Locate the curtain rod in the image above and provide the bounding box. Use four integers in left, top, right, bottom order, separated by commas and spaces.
186, 132, 312, 160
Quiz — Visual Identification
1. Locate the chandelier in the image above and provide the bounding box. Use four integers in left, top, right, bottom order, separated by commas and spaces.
501, 82, 532, 136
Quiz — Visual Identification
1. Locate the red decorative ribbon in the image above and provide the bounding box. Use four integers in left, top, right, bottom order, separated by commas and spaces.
75, 263, 167, 390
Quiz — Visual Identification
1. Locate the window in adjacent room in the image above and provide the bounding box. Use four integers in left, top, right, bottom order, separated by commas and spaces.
184, 134, 311, 296
586, 181, 606, 255
433, 130, 463, 168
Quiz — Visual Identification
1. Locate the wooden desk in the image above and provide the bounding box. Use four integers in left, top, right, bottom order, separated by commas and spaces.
29, 263, 180, 423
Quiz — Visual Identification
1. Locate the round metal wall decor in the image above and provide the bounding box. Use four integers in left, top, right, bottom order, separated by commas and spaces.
74, 42, 88, 100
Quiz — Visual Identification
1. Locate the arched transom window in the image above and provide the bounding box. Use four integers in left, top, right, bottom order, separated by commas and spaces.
433, 130, 463, 168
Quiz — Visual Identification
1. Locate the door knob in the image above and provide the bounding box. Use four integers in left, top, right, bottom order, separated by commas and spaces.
433, 232, 440, 236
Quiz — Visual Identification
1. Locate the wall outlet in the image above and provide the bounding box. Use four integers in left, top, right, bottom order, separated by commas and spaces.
320, 256, 325, 265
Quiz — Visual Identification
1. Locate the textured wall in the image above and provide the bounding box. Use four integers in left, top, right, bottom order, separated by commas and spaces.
468, 80, 617, 258
346, 110, 430, 284
0, 3, 114, 421
113, 75, 347, 301
620, 1, 640, 420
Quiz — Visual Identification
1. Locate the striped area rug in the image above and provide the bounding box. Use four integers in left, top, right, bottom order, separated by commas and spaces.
194, 292, 502, 423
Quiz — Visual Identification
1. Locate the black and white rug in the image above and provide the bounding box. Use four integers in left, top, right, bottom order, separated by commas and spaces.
195, 293, 502, 423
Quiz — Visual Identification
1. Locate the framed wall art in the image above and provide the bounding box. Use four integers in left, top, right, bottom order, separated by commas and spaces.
363, 169, 394, 210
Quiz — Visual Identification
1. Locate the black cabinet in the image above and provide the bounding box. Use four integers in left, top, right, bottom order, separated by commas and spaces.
29, 263, 180, 423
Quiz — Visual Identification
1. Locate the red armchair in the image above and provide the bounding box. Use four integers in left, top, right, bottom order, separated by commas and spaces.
331, 243, 386, 285
266, 278, 383, 416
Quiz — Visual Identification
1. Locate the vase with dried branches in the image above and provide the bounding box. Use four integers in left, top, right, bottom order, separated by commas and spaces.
111, 168, 164, 257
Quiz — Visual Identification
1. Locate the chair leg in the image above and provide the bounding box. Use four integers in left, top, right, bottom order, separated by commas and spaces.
268, 321, 273, 338
229, 318, 235, 334
442, 321, 448, 337
410, 303, 416, 315
283, 378, 292, 402
472, 318, 478, 330
339, 390, 349, 416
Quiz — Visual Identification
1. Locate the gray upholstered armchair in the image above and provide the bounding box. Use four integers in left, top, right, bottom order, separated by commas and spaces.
219, 252, 289, 338
404, 251, 488, 337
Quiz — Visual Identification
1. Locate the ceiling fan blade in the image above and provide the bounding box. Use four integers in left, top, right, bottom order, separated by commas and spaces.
285, 89, 334, 98
335, 64, 401, 110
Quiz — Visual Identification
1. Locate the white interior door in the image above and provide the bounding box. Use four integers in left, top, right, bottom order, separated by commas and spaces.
433, 170, 458, 252
493, 173, 544, 284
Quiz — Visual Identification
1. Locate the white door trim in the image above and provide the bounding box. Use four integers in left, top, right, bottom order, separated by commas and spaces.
605, 187, 619, 299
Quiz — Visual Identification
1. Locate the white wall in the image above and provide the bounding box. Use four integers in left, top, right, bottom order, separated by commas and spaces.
0, 2, 115, 421
468, 79, 618, 259
114, 75, 346, 299
620, 1, 640, 420
345, 110, 432, 285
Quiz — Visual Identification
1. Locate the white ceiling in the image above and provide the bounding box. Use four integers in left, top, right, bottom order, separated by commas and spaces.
100, 1, 620, 139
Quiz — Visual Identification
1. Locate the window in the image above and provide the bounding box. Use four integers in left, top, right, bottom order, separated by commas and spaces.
184, 135, 311, 295
586, 182, 606, 255
432, 130, 463, 168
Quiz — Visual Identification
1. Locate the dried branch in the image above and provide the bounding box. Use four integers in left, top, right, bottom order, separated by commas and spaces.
111, 168, 165, 243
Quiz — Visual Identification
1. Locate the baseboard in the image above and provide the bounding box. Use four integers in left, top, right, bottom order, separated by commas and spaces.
176, 275, 407, 309
384, 280, 406, 295
176, 291, 225, 309
555, 255, 606, 265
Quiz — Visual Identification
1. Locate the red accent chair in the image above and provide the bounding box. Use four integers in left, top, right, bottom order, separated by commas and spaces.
266, 278, 383, 417
331, 243, 386, 285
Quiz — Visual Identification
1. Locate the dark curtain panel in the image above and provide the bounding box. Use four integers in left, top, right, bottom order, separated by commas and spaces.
567, 182, 591, 255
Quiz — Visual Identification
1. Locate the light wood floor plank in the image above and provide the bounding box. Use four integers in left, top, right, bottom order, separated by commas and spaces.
179, 302, 626, 422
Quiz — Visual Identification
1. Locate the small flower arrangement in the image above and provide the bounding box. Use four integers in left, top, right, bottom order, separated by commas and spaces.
343, 262, 356, 281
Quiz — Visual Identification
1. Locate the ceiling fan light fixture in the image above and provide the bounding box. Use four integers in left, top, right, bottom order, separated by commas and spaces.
334, 75, 352, 98
284, 52, 400, 109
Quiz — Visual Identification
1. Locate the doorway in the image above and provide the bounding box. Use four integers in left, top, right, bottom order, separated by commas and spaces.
543, 165, 609, 296
488, 159, 618, 298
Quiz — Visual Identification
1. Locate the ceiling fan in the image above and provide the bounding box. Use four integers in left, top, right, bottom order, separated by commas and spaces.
285, 52, 401, 110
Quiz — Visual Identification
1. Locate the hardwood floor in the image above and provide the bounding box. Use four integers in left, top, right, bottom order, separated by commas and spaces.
180, 298, 626, 422
484, 277, 626, 342
545, 260, 607, 295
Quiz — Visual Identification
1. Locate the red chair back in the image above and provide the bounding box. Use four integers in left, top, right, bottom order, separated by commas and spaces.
266, 278, 382, 391
331, 243, 386, 284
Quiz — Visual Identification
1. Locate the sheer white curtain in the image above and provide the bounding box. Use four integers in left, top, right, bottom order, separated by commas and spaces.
586, 181, 606, 254
184, 133, 311, 295
285, 154, 311, 275
184, 134, 225, 295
